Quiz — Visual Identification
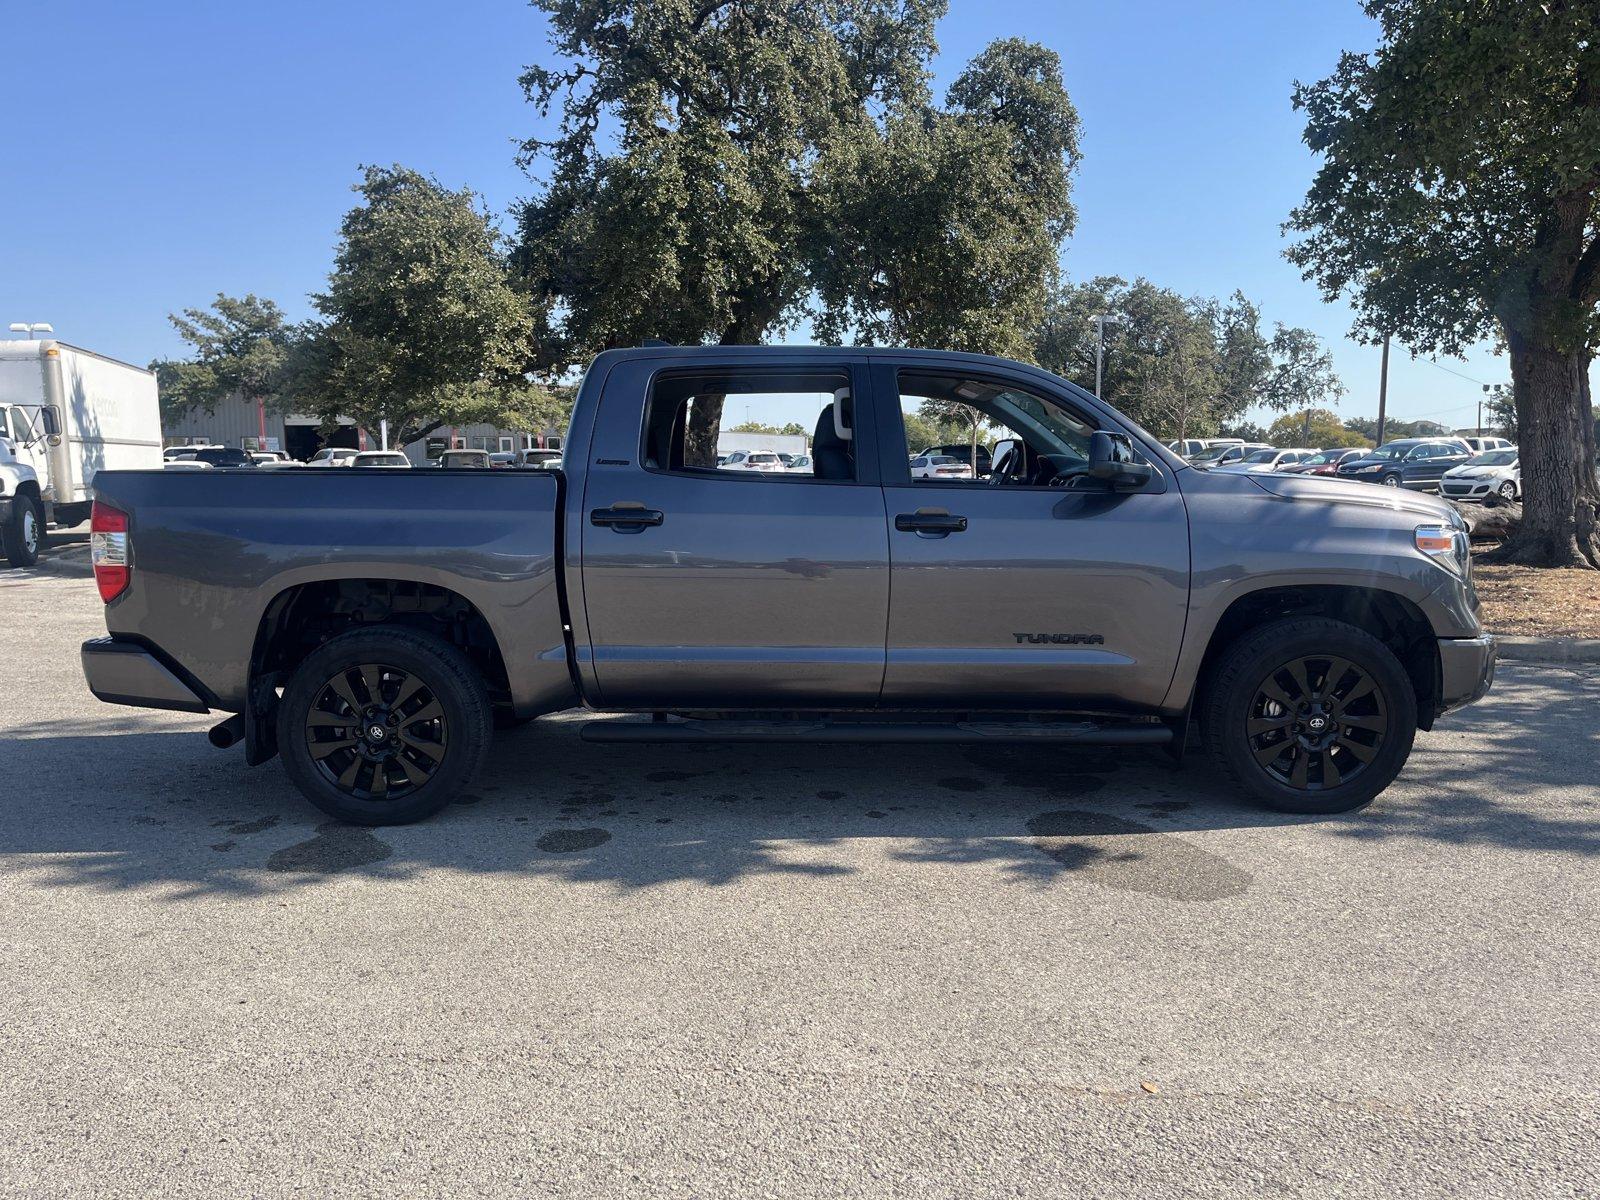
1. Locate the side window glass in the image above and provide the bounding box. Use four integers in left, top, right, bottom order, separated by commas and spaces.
643, 370, 853, 481
895, 370, 1100, 487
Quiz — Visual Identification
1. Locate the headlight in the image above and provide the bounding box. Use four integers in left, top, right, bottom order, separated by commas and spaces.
1415, 523, 1470, 576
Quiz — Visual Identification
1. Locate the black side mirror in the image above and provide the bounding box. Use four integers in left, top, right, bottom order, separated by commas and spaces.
41, 406, 61, 438
1088, 431, 1153, 489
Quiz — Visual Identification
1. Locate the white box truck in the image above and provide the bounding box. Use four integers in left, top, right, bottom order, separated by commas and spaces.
0, 338, 162, 566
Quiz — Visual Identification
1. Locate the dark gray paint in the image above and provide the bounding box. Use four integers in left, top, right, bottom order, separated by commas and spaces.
90, 468, 573, 715
84, 344, 1493, 729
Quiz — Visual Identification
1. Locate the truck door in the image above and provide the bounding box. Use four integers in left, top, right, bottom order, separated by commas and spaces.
868, 361, 1190, 712
575, 356, 889, 709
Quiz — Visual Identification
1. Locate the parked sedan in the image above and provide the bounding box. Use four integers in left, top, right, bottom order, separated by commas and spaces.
348, 451, 412, 468
1211, 447, 1319, 474
1188, 442, 1270, 468
1336, 439, 1474, 490
1278, 448, 1368, 476
910, 453, 975, 480
437, 449, 493, 469
1439, 449, 1519, 502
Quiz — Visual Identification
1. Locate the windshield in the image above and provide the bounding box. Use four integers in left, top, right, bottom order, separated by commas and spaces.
1366, 444, 1410, 460
1469, 450, 1517, 466
1242, 450, 1277, 463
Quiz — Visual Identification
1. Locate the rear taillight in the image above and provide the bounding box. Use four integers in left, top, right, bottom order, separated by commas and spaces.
90, 501, 129, 603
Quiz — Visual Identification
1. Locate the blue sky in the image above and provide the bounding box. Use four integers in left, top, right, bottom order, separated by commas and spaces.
0, 0, 1541, 430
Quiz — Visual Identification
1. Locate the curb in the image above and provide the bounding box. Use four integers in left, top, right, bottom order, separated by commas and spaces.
1496, 636, 1600, 665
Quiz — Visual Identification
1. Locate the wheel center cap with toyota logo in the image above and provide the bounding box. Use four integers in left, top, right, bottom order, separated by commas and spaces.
368, 724, 388, 743
1307, 715, 1328, 733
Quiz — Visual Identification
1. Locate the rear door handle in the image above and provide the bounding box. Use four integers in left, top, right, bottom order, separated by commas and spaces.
591, 505, 664, 529
895, 510, 967, 535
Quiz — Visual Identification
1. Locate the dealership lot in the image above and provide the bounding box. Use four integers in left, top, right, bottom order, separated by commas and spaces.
2, 570, 1598, 1198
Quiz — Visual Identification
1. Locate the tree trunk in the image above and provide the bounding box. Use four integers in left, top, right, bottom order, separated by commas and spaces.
1490, 329, 1600, 569
681, 311, 777, 468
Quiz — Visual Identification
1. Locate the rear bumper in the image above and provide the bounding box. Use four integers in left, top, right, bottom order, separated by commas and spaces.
1437, 634, 1496, 714
81, 637, 210, 713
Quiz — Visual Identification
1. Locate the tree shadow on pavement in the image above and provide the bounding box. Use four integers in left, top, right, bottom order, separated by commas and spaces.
0, 665, 1594, 901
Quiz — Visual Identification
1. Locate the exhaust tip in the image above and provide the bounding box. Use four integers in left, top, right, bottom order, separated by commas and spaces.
208, 715, 245, 750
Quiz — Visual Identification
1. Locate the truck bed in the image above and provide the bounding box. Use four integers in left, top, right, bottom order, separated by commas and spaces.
89, 468, 574, 715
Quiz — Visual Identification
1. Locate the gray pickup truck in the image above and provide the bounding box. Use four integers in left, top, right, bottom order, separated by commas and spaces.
81, 345, 1495, 824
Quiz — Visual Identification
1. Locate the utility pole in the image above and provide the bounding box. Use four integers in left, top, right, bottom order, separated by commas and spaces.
1477, 386, 1486, 439
1376, 333, 1391, 445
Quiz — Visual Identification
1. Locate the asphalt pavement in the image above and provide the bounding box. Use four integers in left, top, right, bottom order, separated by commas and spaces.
2, 569, 1597, 1197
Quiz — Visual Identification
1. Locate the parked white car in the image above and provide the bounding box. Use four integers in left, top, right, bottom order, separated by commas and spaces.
721, 450, 786, 472
784, 453, 813, 474
1460, 436, 1514, 454
910, 453, 975, 480
349, 451, 412, 468
1212, 447, 1319, 474
1439, 449, 1519, 502
307, 448, 360, 467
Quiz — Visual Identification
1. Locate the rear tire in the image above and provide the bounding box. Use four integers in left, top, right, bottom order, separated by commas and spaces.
2, 494, 42, 568
276, 626, 492, 825
1202, 618, 1417, 815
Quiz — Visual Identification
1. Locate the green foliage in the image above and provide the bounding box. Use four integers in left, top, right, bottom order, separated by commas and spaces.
1033, 277, 1341, 439
517, 3, 1078, 366
1261, 324, 1345, 414
729, 420, 808, 436
1268, 408, 1370, 448
1286, 0, 1600, 358
289, 166, 545, 447
1482, 384, 1517, 441
1218, 420, 1270, 443
813, 38, 1080, 357
1286, 0, 1600, 564
1341, 415, 1447, 443
150, 294, 291, 421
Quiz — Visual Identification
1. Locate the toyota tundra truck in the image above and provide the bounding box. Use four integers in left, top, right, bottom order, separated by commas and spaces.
80, 345, 1496, 824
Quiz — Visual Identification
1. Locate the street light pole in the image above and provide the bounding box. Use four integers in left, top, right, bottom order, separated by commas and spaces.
1093, 314, 1116, 397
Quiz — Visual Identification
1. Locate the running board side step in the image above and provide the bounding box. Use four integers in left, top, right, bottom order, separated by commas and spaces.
580, 718, 1173, 746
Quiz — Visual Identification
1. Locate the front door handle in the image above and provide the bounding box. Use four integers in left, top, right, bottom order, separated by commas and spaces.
895, 509, 967, 535
591, 504, 664, 529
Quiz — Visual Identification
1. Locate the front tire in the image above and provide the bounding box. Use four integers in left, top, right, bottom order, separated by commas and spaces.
2, 494, 42, 568
277, 626, 492, 825
1498, 480, 1517, 500
1381, 474, 1401, 488
1202, 618, 1417, 815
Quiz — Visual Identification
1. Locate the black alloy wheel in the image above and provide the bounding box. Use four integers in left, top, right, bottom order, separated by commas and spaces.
304, 663, 449, 800
1202, 617, 1417, 815
277, 626, 491, 824
1245, 655, 1386, 791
